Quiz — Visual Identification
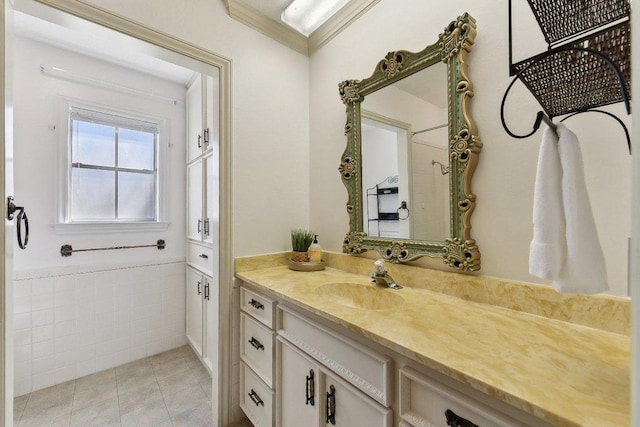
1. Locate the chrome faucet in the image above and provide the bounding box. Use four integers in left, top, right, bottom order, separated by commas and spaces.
371, 259, 402, 290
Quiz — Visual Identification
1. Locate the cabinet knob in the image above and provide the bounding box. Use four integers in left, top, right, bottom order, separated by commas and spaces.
326, 385, 336, 425
445, 409, 478, 427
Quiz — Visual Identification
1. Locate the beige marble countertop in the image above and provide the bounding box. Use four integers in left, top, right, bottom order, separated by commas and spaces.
236, 266, 630, 427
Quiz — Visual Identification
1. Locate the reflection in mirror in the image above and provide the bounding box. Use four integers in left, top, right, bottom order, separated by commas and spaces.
360, 62, 449, 241
339, 13, 481, 270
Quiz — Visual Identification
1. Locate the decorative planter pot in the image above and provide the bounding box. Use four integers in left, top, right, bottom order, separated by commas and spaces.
290, 251, 309, 263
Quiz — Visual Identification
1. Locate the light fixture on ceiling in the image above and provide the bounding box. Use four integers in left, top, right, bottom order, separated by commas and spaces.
281, 0, 350, 37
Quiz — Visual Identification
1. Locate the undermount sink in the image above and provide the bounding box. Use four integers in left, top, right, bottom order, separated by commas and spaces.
315, 282, 405, 310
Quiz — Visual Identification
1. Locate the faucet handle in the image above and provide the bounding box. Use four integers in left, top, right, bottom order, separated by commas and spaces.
373, 259, 387, 274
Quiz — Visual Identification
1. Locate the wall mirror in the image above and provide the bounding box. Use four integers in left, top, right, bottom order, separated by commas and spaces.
338, 13, 482, 271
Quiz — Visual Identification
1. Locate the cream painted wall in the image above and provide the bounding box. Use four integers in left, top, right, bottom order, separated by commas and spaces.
81, 0, 311, 257
309, 0, 631, 296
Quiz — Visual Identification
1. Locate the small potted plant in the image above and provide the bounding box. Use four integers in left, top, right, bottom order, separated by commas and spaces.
290, 229, 315, 263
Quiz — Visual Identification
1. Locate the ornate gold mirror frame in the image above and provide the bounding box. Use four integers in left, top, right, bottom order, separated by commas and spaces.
338, 13, 482, 271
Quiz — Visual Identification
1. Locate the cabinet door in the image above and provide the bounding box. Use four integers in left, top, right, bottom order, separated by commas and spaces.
204, 73, 219, 152
277, 338, 321, 427
323, 370, 392, 427
186, 266, 203, 356
186, 75, 203, 162
187, 160, 203, 241
202, 274, 219, 423
202, 274, 218, 372
203, 153, 218, 246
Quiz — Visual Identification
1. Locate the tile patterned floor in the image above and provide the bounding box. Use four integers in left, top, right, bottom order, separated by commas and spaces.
13, 345, 213, 427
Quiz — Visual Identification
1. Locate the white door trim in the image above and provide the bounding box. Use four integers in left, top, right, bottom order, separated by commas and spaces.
0, 1, 234, 425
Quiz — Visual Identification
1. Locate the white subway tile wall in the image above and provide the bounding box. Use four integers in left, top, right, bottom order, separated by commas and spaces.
13, 262, 187, 396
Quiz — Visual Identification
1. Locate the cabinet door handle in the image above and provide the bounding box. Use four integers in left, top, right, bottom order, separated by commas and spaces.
204, 218, 210, 236
326, 385, 336, 425
248, 337, 264, 351
199, 253, 209, 259
445, 409, 478, 427
197, 134, 202, 148
197, 219, 202, 233
305, 370, 315, 406
197, 280, 202, 295
248, 389, 264, 407
249, 299, 264, 310
204, 281, 210, 301
203, 127, 210, 146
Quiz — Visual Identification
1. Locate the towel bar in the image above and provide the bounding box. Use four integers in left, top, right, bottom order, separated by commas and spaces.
60, 239, 165, 257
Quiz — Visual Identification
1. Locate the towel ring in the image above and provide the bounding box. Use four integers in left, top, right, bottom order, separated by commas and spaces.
397, 201, 410, 220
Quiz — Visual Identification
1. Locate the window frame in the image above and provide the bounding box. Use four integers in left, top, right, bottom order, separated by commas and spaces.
55, 98, 170, 233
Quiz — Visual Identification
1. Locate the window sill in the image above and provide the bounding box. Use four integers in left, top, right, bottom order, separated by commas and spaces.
52, 222, 170, 234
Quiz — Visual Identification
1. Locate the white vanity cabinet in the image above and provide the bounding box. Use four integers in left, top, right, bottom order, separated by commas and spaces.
276, 336, 392, 427
186, 71, 220, 376
322, 369, 392, 427
276, 305, 393, 427
399, 364, 553, 427
239, 287, 277, 427
276, 338, 321, 427
186, 74, 218, 163
186, 159, 203, 242
185, 265, 218, 372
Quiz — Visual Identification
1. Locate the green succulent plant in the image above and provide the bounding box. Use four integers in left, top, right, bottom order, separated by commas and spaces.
291, 229, 315, 252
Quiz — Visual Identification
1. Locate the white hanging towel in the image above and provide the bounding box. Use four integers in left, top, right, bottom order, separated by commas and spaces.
529, 123, 608, 294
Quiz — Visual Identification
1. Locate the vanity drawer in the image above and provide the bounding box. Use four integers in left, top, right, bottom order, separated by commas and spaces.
240, 286, 276, 328
240, 312, 275, 387
187, 242, 213, 276
240, 362, 274, 427
399, 367, 530, 427
278, 305, 392, 407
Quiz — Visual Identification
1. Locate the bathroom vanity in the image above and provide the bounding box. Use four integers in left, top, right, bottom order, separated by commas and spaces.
235, 257, 629, 427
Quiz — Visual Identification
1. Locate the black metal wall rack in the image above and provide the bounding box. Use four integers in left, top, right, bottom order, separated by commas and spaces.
501, 0, 631, 153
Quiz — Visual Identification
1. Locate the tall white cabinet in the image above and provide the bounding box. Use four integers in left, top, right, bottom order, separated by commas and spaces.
186, 71, 220, 386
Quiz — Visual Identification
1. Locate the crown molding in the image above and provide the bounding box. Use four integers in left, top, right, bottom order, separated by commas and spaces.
308, 0, 382, 54
223, 0, 380, 56
223, 0, 308, 55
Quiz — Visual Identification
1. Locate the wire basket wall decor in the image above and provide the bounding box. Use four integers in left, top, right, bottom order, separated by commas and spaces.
512, 20, 630, 118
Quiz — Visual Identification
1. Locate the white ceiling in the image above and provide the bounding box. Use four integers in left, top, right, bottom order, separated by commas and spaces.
13, 9, 196, 86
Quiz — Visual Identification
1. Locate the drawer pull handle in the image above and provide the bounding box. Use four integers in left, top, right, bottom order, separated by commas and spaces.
445, 409, 478, 427
248, 389, 264, 407
326, 385, 336, 425
305, 370, 315, 406
199, 253, 209, 259
248, 337, 264, 351
249, 299, 264, 310
197, 280, 202, 295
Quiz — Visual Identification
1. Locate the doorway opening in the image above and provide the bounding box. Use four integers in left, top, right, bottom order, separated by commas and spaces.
2, 1, 232, 425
